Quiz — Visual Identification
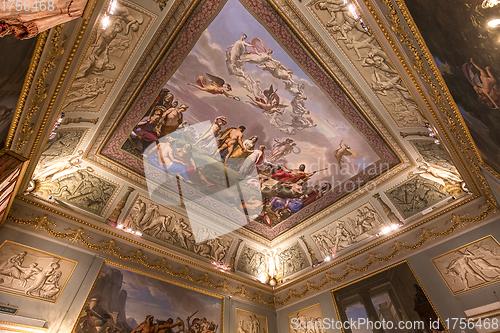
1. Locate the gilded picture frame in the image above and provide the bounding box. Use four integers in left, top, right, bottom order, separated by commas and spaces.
330, 260, 448, 333
72, 261, 225, 333
0, 240, 78, 304
236, 308, 268, 333
432, 235, 500, 296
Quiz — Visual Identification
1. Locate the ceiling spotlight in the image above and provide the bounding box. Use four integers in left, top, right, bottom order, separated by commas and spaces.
488, 18, 500, 27
325, 256, 331, 262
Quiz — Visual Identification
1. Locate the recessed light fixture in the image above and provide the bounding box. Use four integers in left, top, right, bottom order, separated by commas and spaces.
488, 18, 500, 27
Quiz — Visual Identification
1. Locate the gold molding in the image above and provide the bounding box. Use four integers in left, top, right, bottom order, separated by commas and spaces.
86, 0, 413, 247
274, 192, 476, 292
0, 240, 78, 304
6, 213, 276, 306
362, 0, 498, 207
5, 31, 49, 150
71, 260, 225, 333
431, 235, 500, 296
8, 195, 496, 306
21, 0, 101, 163
14, 25, 66, 153
0, 321, 47, 332
330, 260, 449, 333
271, 201, 495, 304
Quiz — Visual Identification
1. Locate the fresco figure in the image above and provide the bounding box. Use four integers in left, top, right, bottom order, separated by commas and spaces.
214, 126, 248, 165
463, 58, 500, 109
188, 74, 239, 100
334, 140, 357, 170
194, 116, 227, 147
132, 315, 155, 333
144, 137, 192, 183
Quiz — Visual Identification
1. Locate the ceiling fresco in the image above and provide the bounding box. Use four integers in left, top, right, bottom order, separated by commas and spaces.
15, 0, 485, 290
402, 0, 500, 176
98, 0, 400, 240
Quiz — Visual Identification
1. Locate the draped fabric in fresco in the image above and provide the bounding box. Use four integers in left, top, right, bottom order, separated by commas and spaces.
405, 0, 500, 175
102, 0, 399, 240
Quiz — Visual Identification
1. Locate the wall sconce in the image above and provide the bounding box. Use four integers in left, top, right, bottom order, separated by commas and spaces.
262, 249, 282, 287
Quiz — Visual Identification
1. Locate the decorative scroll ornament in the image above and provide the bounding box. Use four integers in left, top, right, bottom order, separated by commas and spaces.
482, 0, 500, 8
7, 214, 276, 306
374, 0, 498, 208
7, 197, 496, 306
15, 25, 66, 152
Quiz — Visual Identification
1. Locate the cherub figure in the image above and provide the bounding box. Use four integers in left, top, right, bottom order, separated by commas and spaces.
188, 73, 239, 100
334, 140, 357, 169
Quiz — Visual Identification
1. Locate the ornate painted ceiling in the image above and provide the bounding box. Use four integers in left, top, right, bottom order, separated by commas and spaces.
6, 0, 500, 303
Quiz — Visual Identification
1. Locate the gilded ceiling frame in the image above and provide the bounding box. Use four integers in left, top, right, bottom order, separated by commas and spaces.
358, 0, 498, 206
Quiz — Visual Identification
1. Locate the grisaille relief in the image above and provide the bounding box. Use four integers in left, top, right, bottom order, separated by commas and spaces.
62, 1, 152, 113
311, 202, 386, 259
237, 244, 268, 279
278, 242, 309, 277
386, 175, 449, 219
432, 236, 500, 295
121, 195, 233, 262
0, 241, 77, 303
236, 309, 268, 333
287, 304, 326, 333
30, 170, 118, 216
309, 0, 427, 128
39, 128, 86, 165
410, 139, 456, 170
410, 158, 468, 197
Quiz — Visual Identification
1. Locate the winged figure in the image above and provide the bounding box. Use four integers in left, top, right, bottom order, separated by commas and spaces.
246, 85, 285, 114
188, 73, 240, 100
334, 140, 357, 169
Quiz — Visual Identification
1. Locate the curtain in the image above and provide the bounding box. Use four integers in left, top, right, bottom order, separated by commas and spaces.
0, 0, 88, 39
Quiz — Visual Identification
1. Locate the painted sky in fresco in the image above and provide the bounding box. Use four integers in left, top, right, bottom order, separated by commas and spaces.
164, 0, 379, 184
109, 265, 221, 327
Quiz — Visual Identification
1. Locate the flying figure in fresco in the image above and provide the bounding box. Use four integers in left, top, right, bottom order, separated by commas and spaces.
246, 85, 284, 115
463, 58, 500, 109
334, 140, 357, 169
266, 138, 300, 163
188, 73, 240, 100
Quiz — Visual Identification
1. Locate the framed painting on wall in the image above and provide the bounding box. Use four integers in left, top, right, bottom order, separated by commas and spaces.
236, 308, 268, 333
331, 261, 446, 333
0, 240, 77, 303
287, 303, 326, 333
432, 235, 500, 296
72, 262, 224, 333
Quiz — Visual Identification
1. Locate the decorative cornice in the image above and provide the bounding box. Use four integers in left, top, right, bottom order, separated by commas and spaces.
6, 209, 276, 306
14, 25, 66, 153
271, 201, 496, 306
8, 194, 496, 307
363, 0, 498, 208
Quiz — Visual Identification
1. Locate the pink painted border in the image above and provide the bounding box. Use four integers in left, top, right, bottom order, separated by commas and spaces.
99, 0, 399, 240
